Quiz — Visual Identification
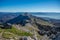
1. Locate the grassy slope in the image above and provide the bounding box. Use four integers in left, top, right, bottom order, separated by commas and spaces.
0, 25, 33, 39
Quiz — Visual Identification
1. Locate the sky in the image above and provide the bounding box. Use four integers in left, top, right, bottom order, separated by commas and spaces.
0, 0, 60, 12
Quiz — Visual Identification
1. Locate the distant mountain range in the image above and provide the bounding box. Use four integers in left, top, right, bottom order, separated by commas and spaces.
0, 12, 60, 27
0, 12, 21, 23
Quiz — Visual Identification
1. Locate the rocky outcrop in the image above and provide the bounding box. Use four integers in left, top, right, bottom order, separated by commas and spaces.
19, 36, 34, 40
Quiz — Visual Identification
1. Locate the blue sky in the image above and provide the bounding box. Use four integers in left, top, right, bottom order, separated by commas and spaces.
0, 0, 60, 12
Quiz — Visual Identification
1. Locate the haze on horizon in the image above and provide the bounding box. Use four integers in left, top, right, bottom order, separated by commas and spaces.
0, 0, 60, 12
